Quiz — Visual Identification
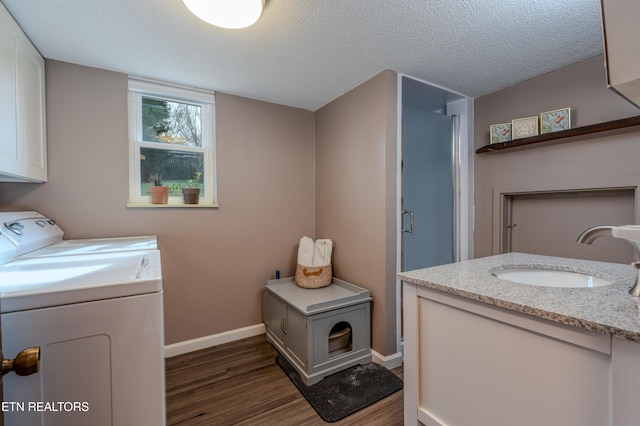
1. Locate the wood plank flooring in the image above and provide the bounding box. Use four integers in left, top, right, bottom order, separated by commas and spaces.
165, 335, 404, 425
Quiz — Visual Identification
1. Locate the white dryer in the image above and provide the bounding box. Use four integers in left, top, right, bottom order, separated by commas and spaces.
0, 211, 166, 426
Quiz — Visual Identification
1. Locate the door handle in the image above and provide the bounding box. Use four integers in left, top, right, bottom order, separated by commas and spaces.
402, 210, 415, 235
1, 347, 40, 378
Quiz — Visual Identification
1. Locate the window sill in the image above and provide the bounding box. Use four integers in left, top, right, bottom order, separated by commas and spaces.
127, 203, 219, 208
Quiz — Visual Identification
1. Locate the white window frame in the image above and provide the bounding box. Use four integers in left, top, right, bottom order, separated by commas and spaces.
127, 78, 217, 207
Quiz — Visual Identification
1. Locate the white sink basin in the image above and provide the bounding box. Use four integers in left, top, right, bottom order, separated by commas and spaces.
493, 268, 613, 288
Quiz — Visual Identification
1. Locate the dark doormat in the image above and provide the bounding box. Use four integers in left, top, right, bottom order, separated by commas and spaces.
276, 354, 403, 423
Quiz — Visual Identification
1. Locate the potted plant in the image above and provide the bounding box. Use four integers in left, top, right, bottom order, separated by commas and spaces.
181, 171, 202, 204
148, 173, 169, 204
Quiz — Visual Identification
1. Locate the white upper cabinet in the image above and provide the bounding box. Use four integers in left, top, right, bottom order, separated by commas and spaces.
0, 4, 46, 182
0, 8, 20, 178
601, 0, 640, 108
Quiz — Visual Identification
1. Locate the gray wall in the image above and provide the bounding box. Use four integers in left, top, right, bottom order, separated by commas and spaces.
474, 55, 640, 262
0, 60, 316, 345
0, 61, 401, 357
315, 70, 398, 356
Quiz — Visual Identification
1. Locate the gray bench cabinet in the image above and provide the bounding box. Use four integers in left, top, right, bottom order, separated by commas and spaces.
263, 277, 372, 385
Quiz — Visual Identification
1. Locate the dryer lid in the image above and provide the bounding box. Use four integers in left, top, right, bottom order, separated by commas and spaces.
0, 250, 162, 313
19, 235, 158, 258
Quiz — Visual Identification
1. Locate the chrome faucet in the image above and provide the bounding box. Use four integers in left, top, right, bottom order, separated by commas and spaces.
577, 226, 616, 245
578, 225, 640, 296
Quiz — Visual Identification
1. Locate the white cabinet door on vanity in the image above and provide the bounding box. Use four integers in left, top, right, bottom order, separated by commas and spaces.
611, 337, 640, 426
403, 283, 612, 426
0, 4, 46, 183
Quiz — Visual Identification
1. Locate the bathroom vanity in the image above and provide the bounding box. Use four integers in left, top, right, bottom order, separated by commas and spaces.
399, 253, 640, 426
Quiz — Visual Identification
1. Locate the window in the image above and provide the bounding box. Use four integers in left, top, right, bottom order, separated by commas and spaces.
128, 78, 217, 206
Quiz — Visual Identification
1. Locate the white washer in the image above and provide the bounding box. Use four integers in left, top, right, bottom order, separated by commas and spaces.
0, 212, 166, 426
0, 211, 157, 258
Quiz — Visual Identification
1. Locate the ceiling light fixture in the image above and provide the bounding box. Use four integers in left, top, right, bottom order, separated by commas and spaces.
183, 0, 265, 29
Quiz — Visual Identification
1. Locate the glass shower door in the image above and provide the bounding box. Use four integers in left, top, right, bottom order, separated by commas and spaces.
401, 105, 454, 271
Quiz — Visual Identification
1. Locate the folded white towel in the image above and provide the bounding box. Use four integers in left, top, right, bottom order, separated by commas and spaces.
297, 236, 333, 267
297, 236, 315, 266
312, 239, 333, 266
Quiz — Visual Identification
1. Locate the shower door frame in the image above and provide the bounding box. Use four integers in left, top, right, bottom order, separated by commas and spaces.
395, 74, 474, 354
396, 74, 475, 353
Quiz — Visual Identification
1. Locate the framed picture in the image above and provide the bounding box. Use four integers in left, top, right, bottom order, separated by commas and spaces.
512, 116, 539, 139
490, 123, 512, 144
540, 107, 571, 133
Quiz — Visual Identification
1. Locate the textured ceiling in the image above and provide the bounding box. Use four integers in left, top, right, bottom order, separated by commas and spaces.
1, 0, 604, 111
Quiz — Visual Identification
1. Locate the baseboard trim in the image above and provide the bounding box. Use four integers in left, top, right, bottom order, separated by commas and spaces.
371, 349, 403, 369
165, 323, 404, 370
164, 323, 266, 358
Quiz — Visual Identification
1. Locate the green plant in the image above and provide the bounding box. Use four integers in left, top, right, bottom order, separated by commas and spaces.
148, 173, 164, 186
185, 170, 203, 189
167, 182, 184, 192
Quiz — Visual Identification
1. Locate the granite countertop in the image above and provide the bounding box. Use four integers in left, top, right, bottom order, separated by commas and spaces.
398, 252, 640, 342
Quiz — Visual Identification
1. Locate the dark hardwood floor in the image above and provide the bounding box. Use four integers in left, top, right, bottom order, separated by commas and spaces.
165, 335, 404, 425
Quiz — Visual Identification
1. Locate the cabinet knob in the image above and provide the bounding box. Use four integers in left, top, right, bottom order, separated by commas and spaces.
1, 347, 41, 378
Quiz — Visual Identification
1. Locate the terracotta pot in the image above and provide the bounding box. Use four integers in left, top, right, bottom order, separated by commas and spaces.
149, 186, 169, 204
182, 188, 200, 204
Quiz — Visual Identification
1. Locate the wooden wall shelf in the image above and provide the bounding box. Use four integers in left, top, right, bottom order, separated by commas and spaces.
476, 115, 640, 153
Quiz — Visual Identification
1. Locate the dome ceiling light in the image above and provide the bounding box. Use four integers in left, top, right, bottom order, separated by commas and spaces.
183, 0, 265, 29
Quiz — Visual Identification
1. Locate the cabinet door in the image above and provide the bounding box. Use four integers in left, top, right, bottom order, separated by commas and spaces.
285, 308, 307, 367
16, 36, 46, 182
601, 0, 640, 107
416, 296, 610, 426
267, 294, 287, 348
2, 294, 166, 426
0, 9, 20, 178
612, 337, 640, 426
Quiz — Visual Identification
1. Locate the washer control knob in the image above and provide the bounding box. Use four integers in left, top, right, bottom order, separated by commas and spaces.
5, 221, 24, 236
